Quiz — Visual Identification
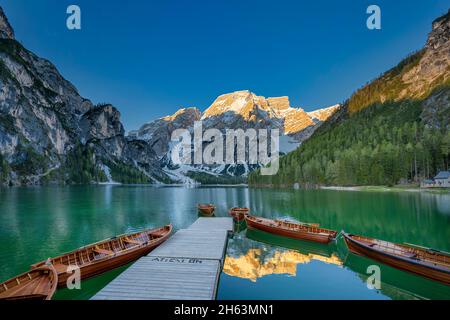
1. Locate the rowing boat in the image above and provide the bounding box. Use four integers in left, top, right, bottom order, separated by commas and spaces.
229, 207, 249, 221
244, 214, 337, 244
198, 204, 215, 216
246, 228, 336, 259
343, 233, 450, 285
0, 265, 57, 300
31, 225, 172, 288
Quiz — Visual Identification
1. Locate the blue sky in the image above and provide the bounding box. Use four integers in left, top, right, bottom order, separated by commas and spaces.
1, 0, 448, 131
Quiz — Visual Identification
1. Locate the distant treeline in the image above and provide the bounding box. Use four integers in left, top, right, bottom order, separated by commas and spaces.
186, 171, 247, 185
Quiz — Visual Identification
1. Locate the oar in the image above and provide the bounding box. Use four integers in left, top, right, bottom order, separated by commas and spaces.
404, 243, 450, 256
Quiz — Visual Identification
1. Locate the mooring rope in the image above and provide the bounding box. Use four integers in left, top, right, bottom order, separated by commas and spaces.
333, 230, 345, 242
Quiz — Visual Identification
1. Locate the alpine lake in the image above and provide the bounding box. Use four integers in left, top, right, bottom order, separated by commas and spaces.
0, 185, 449, 300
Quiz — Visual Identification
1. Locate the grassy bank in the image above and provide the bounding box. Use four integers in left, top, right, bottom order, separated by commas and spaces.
321, 185, 450, 194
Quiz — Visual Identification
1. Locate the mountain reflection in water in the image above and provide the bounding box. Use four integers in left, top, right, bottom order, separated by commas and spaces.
221, 228, 450, 300
223, 229, 342, 282
224, 248, 342, 282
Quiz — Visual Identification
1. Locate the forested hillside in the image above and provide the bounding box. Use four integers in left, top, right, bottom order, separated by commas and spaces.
249, 11, 450, 187
249, 92, 449, 187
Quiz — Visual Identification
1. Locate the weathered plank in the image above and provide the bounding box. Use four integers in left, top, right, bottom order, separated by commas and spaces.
148, 229, 229, 263
189, 217, 234, 233
92, 256, 220, 300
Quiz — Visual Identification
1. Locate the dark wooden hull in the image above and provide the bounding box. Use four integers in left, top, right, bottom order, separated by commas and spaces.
245, 216, 335, 244
198, 206, 215, 216
54, 240, 164, 287
229, 208, 248, 221
343, 234, 450, 285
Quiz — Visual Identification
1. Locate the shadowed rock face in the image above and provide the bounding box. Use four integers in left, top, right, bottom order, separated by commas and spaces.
81, 105, 125, 141
0, 38, 93, 174
0, 7, 14, 40
129, 107, 202, 157
0, 6, 169, 185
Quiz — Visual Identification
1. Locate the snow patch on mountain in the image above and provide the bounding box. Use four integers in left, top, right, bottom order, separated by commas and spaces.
129, 90, 339, 183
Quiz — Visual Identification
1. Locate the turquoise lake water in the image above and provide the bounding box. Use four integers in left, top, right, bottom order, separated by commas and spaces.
0, 185, 449, 300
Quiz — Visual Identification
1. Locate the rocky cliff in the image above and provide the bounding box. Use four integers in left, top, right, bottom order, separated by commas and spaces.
0, 7, 14, 40
199, 90, 336, 135
0, 6, 168, 185
129, 107, 201, 157
346, 9, 450, 122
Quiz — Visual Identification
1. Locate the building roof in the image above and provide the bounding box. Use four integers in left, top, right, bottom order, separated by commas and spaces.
434, 171, 450, 179
423, 179, 435, 184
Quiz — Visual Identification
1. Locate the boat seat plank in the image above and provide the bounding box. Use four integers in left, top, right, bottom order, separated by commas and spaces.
94, 247, 114, 256
404, 252, 418, 259
52, 264, 68, 273
123, 238, 142, 245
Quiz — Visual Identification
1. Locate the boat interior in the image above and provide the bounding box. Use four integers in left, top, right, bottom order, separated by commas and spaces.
33, 227, 170, 272
231, 208, 249, 212
0, 268, 56, 300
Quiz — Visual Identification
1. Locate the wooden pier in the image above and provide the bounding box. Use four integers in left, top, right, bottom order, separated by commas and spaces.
91, 217, 233, 300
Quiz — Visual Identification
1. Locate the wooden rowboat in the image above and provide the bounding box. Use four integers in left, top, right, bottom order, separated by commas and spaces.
0, 265, 58, 300
343, 233, 450, 285
31, 225, 172, 288
198, 204, 215, 216
229, 207, 249, 221
246, 228, 336, 259
245, 214, 337, 244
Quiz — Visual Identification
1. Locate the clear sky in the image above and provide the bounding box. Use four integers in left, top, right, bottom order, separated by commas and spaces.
1, 0, 448, 131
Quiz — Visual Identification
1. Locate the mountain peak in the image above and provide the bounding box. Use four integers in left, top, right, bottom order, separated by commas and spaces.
162, 107, 201, 122
307, 104, 341, 122
432, 9, 450, 30
201, 90, 258, 120
202, 90, 295, 120
0, 6, 15, 40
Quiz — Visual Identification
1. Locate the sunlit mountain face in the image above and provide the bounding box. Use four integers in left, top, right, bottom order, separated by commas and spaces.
223, 247, 342, 282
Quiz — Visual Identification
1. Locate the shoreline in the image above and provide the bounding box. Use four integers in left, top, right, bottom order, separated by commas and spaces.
320, 185, 450, 193
2, 183, 448, 193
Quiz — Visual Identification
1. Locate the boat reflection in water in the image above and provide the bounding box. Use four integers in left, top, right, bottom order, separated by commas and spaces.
342, 250, 450, 300
222, 228, 450, 300
233, 219, 247, 233
223, 229, 342, 282
246, 228, 337, 259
